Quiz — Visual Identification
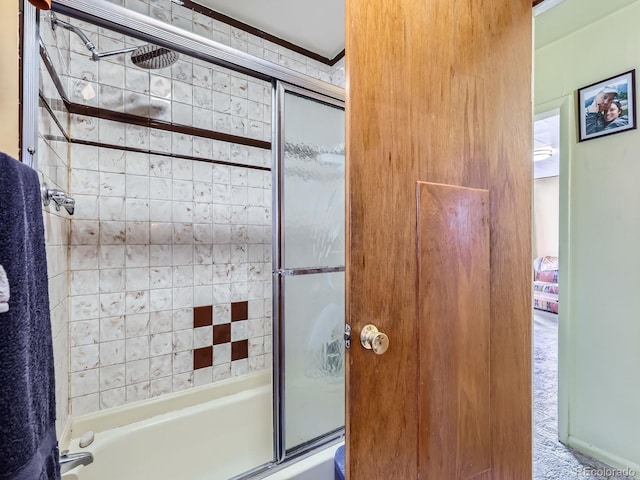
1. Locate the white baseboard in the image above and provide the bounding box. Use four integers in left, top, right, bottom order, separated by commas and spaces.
567, 436, 640, 479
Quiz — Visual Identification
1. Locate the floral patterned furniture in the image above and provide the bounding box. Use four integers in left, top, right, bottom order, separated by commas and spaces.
533, 256, 558, 314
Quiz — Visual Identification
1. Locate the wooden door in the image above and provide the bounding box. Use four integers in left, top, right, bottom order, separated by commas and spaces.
345, 0, 532, 479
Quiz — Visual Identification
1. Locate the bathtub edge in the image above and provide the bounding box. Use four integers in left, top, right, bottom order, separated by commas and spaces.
70, 370, 271, 436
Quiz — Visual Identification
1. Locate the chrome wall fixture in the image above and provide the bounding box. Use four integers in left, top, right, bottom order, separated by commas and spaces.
42, 184, 75, 215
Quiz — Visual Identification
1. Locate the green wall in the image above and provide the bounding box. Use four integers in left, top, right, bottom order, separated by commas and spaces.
535, 0, 640, 473
533, 176, 559, 258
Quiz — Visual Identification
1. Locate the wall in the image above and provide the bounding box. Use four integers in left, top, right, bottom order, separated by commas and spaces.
0, 1, 19, 157
67, 142, 273, 413
533, 176, 559, 258
535, 0, 640, 472
0, 5, 74, 441
43, 17, 274, 414
39, 11, 72, 441
39, 106, 72, 440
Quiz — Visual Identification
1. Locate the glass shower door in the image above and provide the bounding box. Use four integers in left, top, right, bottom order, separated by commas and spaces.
274, 83, 345, 458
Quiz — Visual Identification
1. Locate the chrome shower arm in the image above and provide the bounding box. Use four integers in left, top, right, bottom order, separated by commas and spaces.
93, 46, 137, 59
50, 13, 101, 61
50, 14, 159, 64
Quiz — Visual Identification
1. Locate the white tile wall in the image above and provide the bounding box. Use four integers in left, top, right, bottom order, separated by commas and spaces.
38, 73, 71, 437
67, 144, 272, 412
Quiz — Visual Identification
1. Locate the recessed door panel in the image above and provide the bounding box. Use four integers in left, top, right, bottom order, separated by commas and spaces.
417, 182, 491, 479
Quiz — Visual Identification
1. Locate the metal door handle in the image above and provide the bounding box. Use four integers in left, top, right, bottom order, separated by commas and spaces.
360, 324, 389, 355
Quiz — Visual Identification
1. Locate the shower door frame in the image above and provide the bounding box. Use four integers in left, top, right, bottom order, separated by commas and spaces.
272, 81, 346, 463
24, 1, 346, 478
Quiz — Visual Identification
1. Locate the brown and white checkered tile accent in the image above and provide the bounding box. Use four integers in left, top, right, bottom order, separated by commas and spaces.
193, 301, 253, 376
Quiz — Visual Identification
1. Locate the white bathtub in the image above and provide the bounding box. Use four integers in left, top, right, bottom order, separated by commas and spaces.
61, 371, 342, 480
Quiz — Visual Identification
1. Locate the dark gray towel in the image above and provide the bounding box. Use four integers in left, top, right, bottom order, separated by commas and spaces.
0, 153, 60, 480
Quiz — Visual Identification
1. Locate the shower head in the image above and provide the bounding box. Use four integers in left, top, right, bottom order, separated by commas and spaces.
50, 13, 179, 70
130, 44, 180, 70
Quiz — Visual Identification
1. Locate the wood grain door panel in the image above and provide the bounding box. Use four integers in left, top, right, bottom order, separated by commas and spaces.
417, 182, 491, 479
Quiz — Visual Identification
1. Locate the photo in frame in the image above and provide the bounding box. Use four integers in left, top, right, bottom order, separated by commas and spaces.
577, 69, 636, 142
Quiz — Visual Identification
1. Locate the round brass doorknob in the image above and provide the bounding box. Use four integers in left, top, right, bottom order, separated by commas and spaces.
360, 324, 389, 355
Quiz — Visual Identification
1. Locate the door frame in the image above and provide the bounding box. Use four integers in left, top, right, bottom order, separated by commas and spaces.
535, 96, 574, 444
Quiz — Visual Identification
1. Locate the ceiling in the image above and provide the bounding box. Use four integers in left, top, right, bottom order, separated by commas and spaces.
199, 0, 345, 59
193, 0, 640, 61
534, 0, 638, 49
197, 0, 630, 62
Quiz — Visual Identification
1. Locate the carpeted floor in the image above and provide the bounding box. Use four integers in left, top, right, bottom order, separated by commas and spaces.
533, 310, 635, 479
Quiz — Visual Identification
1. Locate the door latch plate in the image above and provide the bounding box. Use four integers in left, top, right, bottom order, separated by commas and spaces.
344, 324, 351, 349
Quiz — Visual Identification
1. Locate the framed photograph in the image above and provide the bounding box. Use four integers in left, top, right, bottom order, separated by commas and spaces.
577, 69, 636, 142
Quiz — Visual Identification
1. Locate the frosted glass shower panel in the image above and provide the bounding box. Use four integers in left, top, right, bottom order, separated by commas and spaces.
284, 272, 345, 450
283, 93, 345, 269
